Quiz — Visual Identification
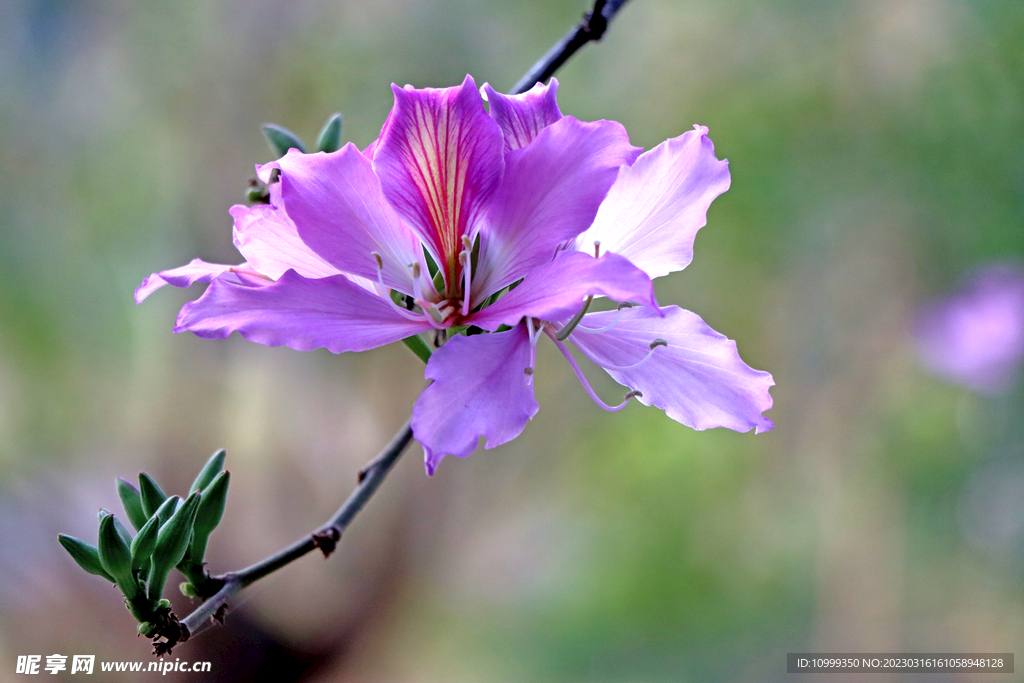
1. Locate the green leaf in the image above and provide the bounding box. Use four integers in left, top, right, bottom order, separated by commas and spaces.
190, 449, 226, 494
98, 514, 139, 599
138, 474, 167, 518
116, 478, 148, 532
190, 471, 229, 561
130, 516, 159, 571
401, 335, 432, 363
316, 113, 343, 153
148, 491, 202, 601
262, 124, 306, 157
153, 495, 180, 528
58, 534, 115, 582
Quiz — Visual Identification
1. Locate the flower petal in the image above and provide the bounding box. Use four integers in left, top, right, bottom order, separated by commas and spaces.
373, 75, 504, 280
569, 305, 774, 433
230, 183, 342, 281
412, 325, 539, 474
135, 259, 240, 304
576, 125, 730, 279
261, 145, 423, 293
174, 269, 432, 353
472, 116, 641, 301
482, 79, 562, 153
468, 251, 659, 331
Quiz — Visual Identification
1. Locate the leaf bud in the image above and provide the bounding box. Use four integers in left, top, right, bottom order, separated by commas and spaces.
138, 474, 167, 518
316, 113, 343, 153
58, 534, 115, 582
189, 449, 226, 494
117, 478, 149, 532
262, 124, 306, 157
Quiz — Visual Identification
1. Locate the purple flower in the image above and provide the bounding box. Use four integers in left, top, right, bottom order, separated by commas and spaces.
137, 76, 775, 474
915, 263, 1024, 395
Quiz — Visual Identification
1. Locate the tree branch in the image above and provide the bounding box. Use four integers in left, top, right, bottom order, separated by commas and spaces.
511, 0, 632, 94
153, 421, 413, 655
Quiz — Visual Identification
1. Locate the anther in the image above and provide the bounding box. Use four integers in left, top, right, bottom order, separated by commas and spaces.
372, 252, 383, 270
649, 338, 668, 350
462, 235, 473, 251
624, 390, 643, 400
411, 262, 421, 279
524, 367, 534, 376
594, 241, 601, 258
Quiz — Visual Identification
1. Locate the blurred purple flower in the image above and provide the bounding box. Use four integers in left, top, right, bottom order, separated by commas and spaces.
915, 263, 1024, 394
137, 76, 774, 473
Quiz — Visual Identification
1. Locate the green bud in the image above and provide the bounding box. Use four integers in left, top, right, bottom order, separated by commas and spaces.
137, 622, 156, 636
190, 449, 226, 494
148, 491, 202, 601
191, 471, 230, 561
58, 534, 115, 582
158, 598, 171, 610
153, 495, 180, 528
138, 474, 167, 518
180, 581, 199, 597
98, 514, 139, 600
262, 124, 306, 157
130, 516, 159, 571
246, 185, 266, 204
316, 113, 343, 153
117, 478, 149, 531
99, 509, 134, 547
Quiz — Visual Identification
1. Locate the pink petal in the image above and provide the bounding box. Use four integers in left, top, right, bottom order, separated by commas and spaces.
577, 126, 730, 279
915, 263, 1024, 394
569, 305, 774, 433
135, 258, 240, 304
174, 269, 432, 353
468, 251, 659, 332
373, 75, 504, 282
412, 325, 539, 474
472, 116, 641, 302
230, 183, 342, 281
481, 79, 562, 153
258, 146, 424, 293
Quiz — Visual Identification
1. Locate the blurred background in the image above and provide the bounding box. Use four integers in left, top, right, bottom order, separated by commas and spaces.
1, 0, 1023, 680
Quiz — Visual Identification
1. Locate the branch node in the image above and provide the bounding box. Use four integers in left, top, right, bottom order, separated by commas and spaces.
212, 604, 228, 625
311, 527, 341, 558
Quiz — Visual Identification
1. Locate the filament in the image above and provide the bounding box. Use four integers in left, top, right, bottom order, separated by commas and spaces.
548, 332, 642, 412
589, 339, 667, 371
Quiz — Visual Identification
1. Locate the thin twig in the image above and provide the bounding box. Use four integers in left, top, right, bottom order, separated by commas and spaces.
511, 0, 632, 94
155, 421, 413, 653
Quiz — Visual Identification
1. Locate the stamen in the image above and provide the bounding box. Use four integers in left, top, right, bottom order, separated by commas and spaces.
548, 332, 642, 412
371, 252, 424, 322
577, 302, 636, 333
555, 296, 594, 341
227, 267, 273, 282
459, 249, 472, 317
524, 318, 540, 384
591, 338, 668, 371
594, 240, 601, 258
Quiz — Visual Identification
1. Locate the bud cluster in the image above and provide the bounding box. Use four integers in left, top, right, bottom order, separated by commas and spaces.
58, 451, 231, 635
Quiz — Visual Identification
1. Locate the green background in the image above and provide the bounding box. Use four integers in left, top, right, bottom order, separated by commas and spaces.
1, 0, 1022, 680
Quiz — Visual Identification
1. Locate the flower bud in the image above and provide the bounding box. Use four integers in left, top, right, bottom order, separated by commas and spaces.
316, 113, 343, 153
130, 516, 159, 571
190, 470, 229, 561
98, 514, 140, 600
138, 473, 167, 518
58, 534, 115, 582
117, 478, 149, 532
153, 495, 180, 528
148, 491, 201, 602
262, 124, 306, 157
189, 449, 226, 494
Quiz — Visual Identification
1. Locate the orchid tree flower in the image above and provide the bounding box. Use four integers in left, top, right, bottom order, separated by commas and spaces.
137, 75, 774, 474
915, 263, 1024, 395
